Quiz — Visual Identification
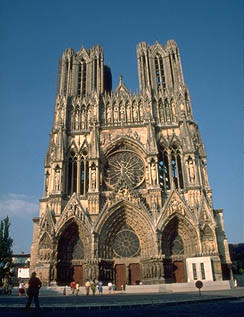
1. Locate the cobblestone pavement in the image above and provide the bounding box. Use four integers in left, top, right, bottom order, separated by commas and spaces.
0, 288, 243, 316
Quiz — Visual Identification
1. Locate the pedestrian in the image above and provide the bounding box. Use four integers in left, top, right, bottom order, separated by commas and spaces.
122, 283, 126, 293
2, 275, 10, 295
108, 281, 112, 294
25, 272, 42, 311
112, 283, 116, 294
24, 282, 29, 296
18, 279, 25, 296
75, 282, 80, 296
70, 280, 76, 295
98, 281, 103, 295
91, 281, 96, 295
85, 280, 91, 296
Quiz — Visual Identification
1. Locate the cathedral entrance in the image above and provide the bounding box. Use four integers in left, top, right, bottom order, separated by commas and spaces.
115, 264, 126, 290
57, 222, 84, 285
73, 265, 83, 285
129, 263, 141, 285
173, 261, 185, 283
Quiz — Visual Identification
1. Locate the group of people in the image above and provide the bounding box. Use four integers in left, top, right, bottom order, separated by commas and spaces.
69, 280, 115, 296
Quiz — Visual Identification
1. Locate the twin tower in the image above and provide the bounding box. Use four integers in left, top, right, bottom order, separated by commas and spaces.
30, 40, 232, 288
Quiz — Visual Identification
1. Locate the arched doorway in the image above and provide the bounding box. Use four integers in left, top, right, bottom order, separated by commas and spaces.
57, 222, 84, 285
162, 216, 198, 283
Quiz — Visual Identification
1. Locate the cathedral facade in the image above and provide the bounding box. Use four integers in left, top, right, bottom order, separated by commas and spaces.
30, 40, 232, 288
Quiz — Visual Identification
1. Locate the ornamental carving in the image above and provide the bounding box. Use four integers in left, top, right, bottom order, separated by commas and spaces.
168, 198, 185, 216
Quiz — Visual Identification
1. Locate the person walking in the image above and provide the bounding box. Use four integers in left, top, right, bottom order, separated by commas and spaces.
91, 280, 96, 296
108, 281, 112, 294
112, 283, 116, 294
2, 275, 10, 295
75, 282, 80, 296
98, 281, 103, 295
25, 272, 42, 311
18, 280, 25, 296
70, 280, 76, 295
85, 280, 91, 296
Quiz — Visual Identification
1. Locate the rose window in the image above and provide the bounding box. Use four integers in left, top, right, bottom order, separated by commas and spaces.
113, 230, 140, 258
104, 150, 145, 188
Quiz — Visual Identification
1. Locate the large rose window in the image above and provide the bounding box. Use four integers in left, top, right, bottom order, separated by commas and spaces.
104, 150, 145, 188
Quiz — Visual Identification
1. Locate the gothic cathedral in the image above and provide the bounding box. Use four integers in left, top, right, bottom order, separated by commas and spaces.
30, 40, 232, 287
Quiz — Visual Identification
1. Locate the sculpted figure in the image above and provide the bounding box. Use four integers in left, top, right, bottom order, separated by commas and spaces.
75, 111, 79, 130
151, 161, 157, 185
120, 106, 125, 122
114, 106, 118, 122
188, 159, 195, 182
133, 105, 138, 122
54, 171, 60, 191
126, 104, 131, 122
107, 107, 112, 123
91, 168, 96, 189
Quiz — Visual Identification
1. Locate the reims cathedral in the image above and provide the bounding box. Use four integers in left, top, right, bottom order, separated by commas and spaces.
30, 40, 232, 288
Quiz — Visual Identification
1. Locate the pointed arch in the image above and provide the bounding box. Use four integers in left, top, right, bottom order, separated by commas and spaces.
200, 224, 217, 255
38, 232, 52, 263
95, 201, 156, 259
161, 214, 199, 258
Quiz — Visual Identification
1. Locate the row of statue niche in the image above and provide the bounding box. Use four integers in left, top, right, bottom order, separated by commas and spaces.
102, 103, 144, 124
158, 99, 177, 123
142, 262, 163, 279
70, 107, 95, 130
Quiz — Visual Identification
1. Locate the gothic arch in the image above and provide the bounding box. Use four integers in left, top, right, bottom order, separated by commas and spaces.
56, 216, 92, 256
38, 232, 52, 263
103, 136, 147, 159
200, 224, 217, 255
96, 201, 156, 259
161, 214, 200, 258
56, 218, 92, 284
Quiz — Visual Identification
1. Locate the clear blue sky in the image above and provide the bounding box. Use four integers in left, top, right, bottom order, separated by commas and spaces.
0, 0, 243, 253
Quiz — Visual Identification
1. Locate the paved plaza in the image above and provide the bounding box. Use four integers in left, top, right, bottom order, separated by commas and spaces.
0, 287, 244, 316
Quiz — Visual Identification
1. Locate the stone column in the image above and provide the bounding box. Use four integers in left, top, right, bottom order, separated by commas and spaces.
77, 157, 81, 194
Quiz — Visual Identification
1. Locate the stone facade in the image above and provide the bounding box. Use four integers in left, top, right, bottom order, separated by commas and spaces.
30, 40, 232, 287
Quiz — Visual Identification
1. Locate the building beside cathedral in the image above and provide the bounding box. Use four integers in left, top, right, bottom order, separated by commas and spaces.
30, 40, 232, 288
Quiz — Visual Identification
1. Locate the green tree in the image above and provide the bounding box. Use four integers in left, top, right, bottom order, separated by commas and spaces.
0, 216, 13, 281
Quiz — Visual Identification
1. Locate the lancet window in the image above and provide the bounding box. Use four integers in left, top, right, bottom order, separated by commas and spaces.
155, 54, 166, 91
158, 146, 184, 191
63, 60, 69, 96
77, 58, 87, 96
67, 150, 89, 196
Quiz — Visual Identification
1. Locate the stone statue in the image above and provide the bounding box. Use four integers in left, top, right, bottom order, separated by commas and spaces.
133, 105, 138, 122
151, 161, 157, 185
107, 107, 112, 123
120, 106, 125, 122
75, 111, 79, 130
188, 159, 195, 182
91, 168, 96, 189
114, 106, 118, 122
126, 104, 131, 122
54, 171, 60, 191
